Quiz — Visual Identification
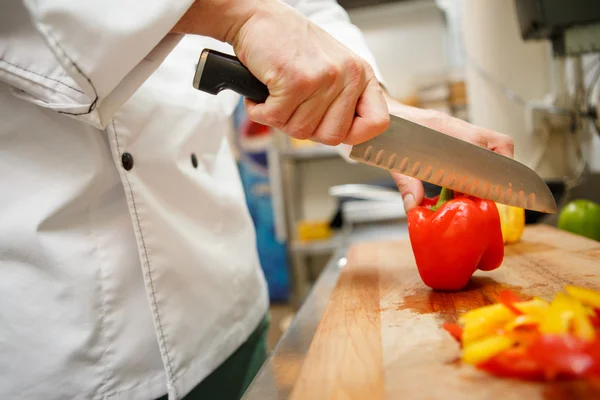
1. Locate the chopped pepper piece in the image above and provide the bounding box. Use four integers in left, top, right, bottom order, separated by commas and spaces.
407, 188, 504, 291
462, 335, 514, 365
513, 298, 550, 318
565, 285, 600, 309
443, 286, 600, 382
460, 304, 515, 346
442, 323, 463, 344
497, 289, 525, 315
539, 292, 575, 336
477, 346, 545, 381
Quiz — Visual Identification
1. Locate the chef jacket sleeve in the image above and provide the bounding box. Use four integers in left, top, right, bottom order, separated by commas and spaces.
284, 0, 387, 162
0, 0, 194, 130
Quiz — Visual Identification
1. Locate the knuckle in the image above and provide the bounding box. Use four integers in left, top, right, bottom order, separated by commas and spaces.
319, 132, 346, 146
289, 72, 314, 92
470, 130, 488, 148
287, 122, 314, 141
262, 110, 287, 128
369, 113, 390, 131
506, 138, 515, 152
322, 62, 342, 84
344, 57, 365, 86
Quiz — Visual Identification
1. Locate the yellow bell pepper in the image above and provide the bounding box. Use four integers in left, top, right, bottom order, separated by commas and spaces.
496, 203, 525, 244
462, 335, 514, 365
565, 285, 600, 309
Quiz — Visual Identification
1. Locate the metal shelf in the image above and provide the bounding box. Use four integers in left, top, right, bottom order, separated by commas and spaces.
279, 145, 340, 160
291, 234, 344, 256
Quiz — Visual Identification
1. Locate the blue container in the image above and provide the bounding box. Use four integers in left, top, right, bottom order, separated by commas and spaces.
232, 100, 290, 302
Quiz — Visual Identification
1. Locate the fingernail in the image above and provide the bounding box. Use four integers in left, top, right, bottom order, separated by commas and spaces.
403, 193, 415, 210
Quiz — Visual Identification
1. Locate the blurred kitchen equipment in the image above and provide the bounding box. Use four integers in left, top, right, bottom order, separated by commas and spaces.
461, 0, 600, 223
192, 49, 557, 214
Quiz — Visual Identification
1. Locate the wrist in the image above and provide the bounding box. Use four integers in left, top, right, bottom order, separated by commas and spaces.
170, 0, 259, 43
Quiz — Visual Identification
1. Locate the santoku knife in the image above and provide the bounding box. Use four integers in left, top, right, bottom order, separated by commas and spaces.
192, 48, 557, 214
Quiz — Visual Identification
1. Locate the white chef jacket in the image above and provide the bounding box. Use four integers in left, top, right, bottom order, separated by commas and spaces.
0, 1, 384, 399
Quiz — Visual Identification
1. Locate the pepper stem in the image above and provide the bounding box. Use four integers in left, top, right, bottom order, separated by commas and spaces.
431, 187, 454, 211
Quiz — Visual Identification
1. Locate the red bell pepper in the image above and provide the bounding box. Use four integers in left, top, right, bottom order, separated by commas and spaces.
407, 187, 504, 291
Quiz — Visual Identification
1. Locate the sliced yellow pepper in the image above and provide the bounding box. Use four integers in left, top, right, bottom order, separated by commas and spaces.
460, 304, 515, 345
462, 335, 514, 365
571, 298, 595, 341
496, 203, 525, 244
513, 298, 551, 319
459, 303, 513, 324
565, 285, 600, 309
504, 314, 540, 331
539, 292, 574, 335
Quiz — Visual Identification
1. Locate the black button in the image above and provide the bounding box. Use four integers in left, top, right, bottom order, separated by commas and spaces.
191, 153, 198, 168
121, 152, 134, 171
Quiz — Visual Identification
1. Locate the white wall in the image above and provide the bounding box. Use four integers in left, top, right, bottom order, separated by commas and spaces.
348, 0, 448, 99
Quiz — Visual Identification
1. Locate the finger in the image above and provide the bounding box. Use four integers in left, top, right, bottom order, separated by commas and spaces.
485, 131, 515, 158
343, 77, 390, 145
280, 84, 344, 141
391, 172, 424, 212
245, 81, 313, 129
469, 130, 489, 149
454, 118, 514, 158
309, 82, 362, 145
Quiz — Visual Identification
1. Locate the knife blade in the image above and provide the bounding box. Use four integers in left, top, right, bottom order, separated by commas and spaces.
192, 48, 557, 214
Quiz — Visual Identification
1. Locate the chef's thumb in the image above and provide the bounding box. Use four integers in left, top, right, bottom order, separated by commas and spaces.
391, 172, 424, 212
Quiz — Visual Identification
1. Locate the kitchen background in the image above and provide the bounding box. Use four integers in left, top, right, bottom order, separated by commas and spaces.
226, 0, 600, 348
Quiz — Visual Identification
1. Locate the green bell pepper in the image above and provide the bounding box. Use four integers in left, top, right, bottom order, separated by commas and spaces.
557, 199, 600, 241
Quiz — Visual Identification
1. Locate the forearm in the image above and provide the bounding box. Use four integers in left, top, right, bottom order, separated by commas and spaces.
169, 0, 260, 43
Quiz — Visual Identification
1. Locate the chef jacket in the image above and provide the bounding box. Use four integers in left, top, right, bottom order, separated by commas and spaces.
0, 1, 384, 399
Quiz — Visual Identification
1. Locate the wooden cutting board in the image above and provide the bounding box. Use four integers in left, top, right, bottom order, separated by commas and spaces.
289, 224, 600, 400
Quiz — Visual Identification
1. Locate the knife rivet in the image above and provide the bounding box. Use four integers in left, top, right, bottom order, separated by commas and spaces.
121, 152, 134, 171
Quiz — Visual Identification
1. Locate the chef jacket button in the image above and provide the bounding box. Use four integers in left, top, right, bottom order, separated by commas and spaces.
121, 153, 134, 171
191, 153, 198, 168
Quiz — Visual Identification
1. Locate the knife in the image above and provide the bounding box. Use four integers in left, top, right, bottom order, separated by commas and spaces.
192, 48, 557, 214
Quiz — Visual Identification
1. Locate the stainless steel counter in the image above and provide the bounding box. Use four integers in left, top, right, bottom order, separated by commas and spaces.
241, 223, 408, 400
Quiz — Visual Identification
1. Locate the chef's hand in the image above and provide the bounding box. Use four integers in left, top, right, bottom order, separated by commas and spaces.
383, 93, 515, 212
234, 0, 391, 145
172, 0, 390, 146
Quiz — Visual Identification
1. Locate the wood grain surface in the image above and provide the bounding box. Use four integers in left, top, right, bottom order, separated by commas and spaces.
289, 225, 600, 400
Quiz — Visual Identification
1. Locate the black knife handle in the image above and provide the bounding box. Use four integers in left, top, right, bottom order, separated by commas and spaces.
193, 49, 269, 103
